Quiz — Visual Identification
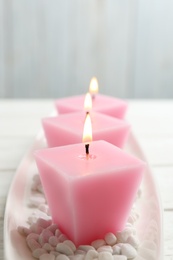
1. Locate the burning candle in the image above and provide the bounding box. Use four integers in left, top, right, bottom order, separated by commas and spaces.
89, 77, 99, 100
55, 77, 128, 119
43, 93, 130, 148
35, 115, 145, 246
84, 92, 92, 113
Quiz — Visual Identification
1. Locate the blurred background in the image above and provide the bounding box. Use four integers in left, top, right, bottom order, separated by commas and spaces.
0, 0, 173, 99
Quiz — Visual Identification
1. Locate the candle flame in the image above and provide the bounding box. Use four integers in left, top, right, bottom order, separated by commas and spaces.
83, 113, 92, 144
84, 92, 92, 112
89, 77, 99, 95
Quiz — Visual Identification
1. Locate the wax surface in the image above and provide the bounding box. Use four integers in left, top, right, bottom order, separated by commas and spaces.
35, 140, 145, 246
42, 111, 130, 148
55, 94, 128, 119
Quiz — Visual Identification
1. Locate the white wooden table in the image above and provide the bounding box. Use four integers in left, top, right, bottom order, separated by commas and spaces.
0, 100, 173, 259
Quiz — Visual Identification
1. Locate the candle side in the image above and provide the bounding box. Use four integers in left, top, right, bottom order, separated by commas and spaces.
42, 111, 130, 148
55, 94, 128, 119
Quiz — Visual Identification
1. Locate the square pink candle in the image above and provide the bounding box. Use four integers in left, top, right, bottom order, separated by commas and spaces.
55, 94, 128, 119
42, 112, 130, 148
35, 140, 145, 246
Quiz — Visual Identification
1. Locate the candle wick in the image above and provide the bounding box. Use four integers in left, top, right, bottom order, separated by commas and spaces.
85, 144, 89, 159
86, 111, 89, 116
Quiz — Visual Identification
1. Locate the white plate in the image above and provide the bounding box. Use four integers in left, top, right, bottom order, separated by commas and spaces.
4, 130, 163, 260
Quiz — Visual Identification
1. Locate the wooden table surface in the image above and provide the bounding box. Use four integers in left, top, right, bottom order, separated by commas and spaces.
0, 99, 173, 259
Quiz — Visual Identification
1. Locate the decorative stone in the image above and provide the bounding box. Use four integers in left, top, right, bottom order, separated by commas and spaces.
27, 238, 41, 251
63, 240, 76, 252
32, 248, 47, 258
85, 250, 98, 260
97, 246, 113, 254
91, 239, 106, 249
40, 253, 56, 260
105, 233, 117, 246
126, 235, 139, 249
56, 243, 74, 255
56, 254, 70, 260
78, 246, 95, 252
98, 251, 113, 260
112, 256, 127, 260
112, 245, 121, 255
120, 243, 137, 259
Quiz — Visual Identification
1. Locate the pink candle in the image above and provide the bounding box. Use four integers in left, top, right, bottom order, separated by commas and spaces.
55, 94, 127, 119
34, 140, 145, 246
42, 111, 130, 148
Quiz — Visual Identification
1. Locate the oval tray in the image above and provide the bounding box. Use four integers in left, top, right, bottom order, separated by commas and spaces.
4, 130, 163, 260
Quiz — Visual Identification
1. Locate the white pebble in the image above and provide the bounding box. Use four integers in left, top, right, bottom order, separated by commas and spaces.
31, 182, 38, 191
120, 243, 137, 259
50, 251, 60, 257
63, 240, 76, 252
30, 195, 46, 206
37, 218, 52, 228
30, 223, 44, 235
137, 188, 142, 198
126, 235, 139, 249
38, 204, 48, 214
32, 248, 47, 258
85, 250, 98, 260
125, 223, 133, 229
105, 233, 117, 246
39, 229, 54, 245
91, 239, 106, 249
56, 243, 74, 255
97, 246, 113, 254
32, 211, 49, 220
130, 210, 138, 221
37, 184, 44, 193
138, 247, 156, 260
116, 243, 123, 248
112, 256, 127, 260
78, 246, 95, 252
55, 229, 62, 237
23, 227, 32, 236
49, 236, 59, 247
27, 238, 41, 251
26, 233, 39, 241
47, 208, 51, 216
56, 254, 69, 260
43, 230, 54, 239
33, 174, 41, 183
112, 245, 121, 255
69, 255, 84, 260
59, 234, 68, 242
43, 243, 54, 251
98, 251, 113, 260
17, 226, 31, 236
116, 228, 134, 243
28, 215, 38, 225
127, 215, 135, 225
47, 224, 59, 234
75, 250, 86, 255
40, 253, 56, 260
133, 256, 145, 260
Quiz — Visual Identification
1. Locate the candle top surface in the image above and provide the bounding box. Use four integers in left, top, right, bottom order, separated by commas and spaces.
35, 141, 145, 178
55, 94, 127, 110
42, 111, 130, 133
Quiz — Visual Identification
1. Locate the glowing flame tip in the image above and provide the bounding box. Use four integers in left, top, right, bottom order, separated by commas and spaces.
83, 113, 92, 144
89, 77, 99, 95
